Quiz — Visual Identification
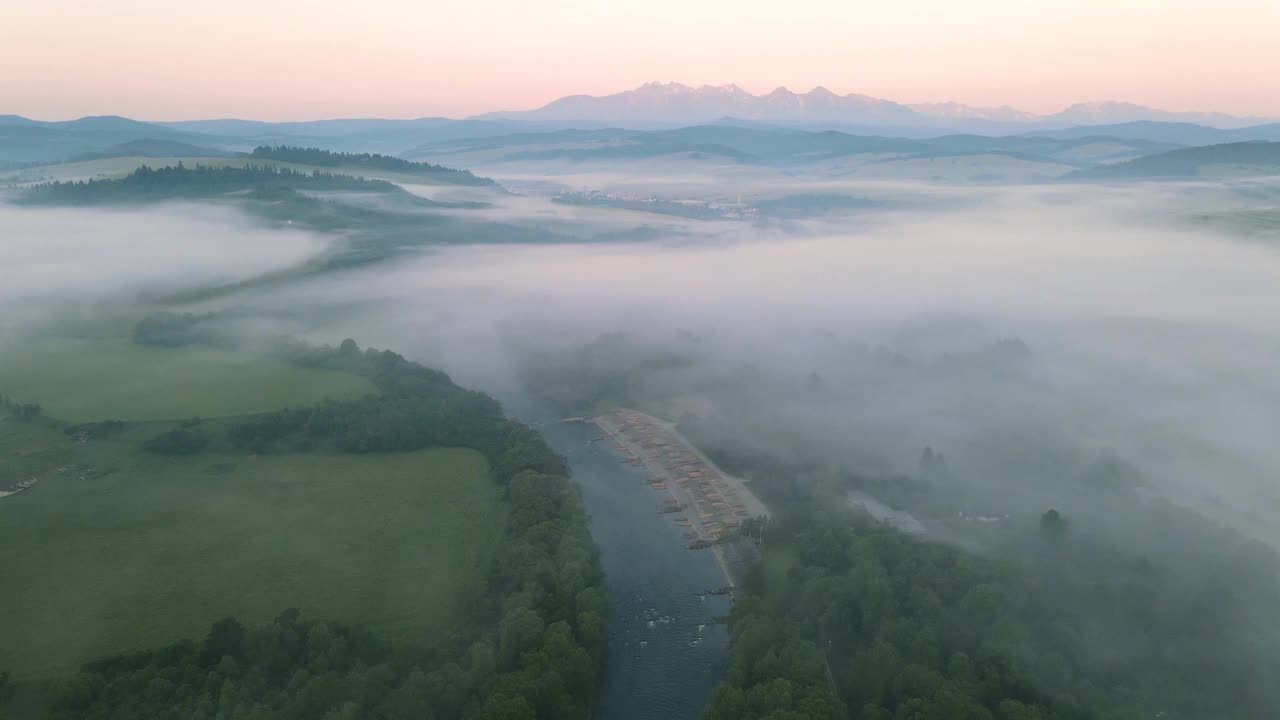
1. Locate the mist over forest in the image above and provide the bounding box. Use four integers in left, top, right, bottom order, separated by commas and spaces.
8, 0, 1280, 714
178, 180, 1280, 540
2, 114, 1279, 720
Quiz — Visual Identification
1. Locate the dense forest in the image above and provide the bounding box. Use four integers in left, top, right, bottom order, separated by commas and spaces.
686, 421, 1280, 720
53, 324, 605, 720
19, 164, 403, 204
705, 512, 1088, 720
250, 146, 495, 186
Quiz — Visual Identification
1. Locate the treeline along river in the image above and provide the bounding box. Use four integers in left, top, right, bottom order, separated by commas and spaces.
532, 416, 732, 720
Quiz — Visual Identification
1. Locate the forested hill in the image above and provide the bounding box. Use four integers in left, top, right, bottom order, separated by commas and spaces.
250, 145, 496, 186
18, 163, 404, 205
1073, 140, 1280, 178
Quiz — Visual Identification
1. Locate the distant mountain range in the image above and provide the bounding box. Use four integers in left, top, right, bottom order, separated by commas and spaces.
405, 124, 1180, 167
404, 124, 1222, 183
476, 83, 920, 127
475, 82, 1275, 131
3, 91, 1280, 174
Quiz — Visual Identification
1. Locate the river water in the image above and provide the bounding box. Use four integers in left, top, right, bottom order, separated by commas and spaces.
535, 417, 732, 720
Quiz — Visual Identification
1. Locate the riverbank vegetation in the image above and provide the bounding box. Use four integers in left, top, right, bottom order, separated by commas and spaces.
706, 511, 1088, 720
691, 430, 1280, 720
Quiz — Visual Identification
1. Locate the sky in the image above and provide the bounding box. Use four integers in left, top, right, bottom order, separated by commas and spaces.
4, 0, 1279, 121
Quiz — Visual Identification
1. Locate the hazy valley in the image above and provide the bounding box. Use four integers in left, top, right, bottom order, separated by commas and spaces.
3, 85, 1280, 720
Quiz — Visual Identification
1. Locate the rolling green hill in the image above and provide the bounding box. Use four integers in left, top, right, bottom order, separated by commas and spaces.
70, 138, 236, 162
1071, 141, 1280, 179
0, 116, 239, 167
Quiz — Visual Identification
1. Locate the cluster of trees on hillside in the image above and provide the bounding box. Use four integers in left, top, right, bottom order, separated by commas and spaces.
20, 164, 401, 204
250, 146, 494, 186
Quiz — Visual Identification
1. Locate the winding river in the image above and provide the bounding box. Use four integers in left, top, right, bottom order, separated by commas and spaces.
535, 417, 732, 720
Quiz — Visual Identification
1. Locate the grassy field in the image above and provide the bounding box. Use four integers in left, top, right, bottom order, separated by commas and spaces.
0, 338, 376, 422
0, 417, 503, 681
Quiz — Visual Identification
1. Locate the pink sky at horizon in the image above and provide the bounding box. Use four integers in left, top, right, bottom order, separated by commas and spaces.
3, 0, 1278, 122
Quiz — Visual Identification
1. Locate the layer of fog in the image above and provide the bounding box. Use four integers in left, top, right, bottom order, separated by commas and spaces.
0, 203, 326, 311
249, 180, 1280, 337
223, 180, 1280, 545
3, 177, 1277, 546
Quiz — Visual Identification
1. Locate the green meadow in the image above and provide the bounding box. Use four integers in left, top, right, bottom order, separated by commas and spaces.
0, 339, 505, 684
0, 338, 376, 423
0, 417, 502, 682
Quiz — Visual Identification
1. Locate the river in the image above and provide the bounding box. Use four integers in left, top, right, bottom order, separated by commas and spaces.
534, 417, 732, 720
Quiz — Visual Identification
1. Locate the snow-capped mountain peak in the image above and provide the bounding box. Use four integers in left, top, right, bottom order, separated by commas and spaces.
475, 82, 1270, 130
